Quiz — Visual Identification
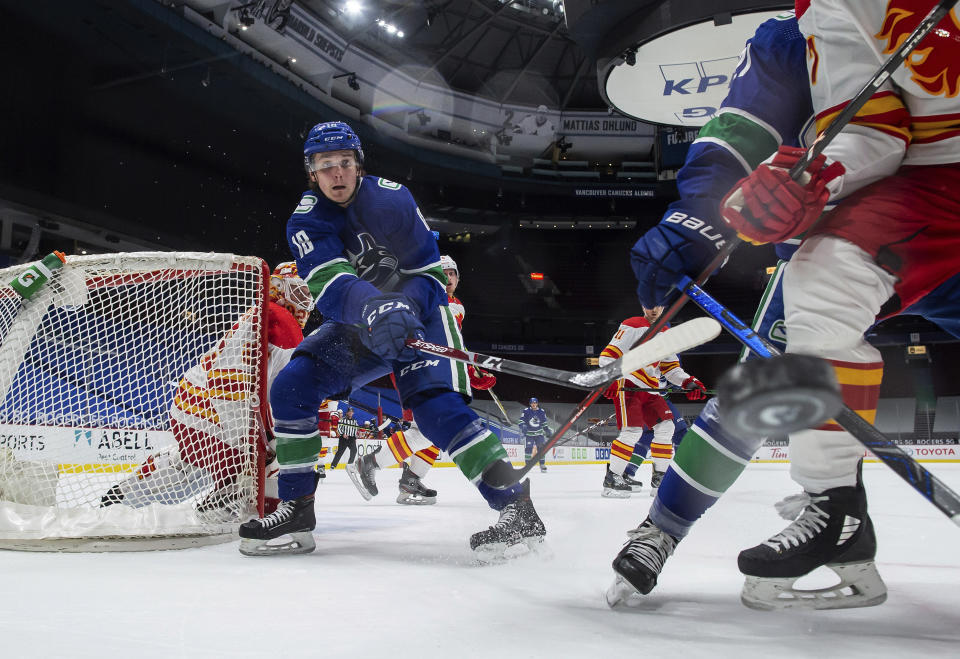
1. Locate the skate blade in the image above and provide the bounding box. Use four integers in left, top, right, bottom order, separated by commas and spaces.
473, 541, 511, 565
239, 532, 316, 557
741, 562, 888, 611
649, 488, 659, 497
605, 573, 640, 608
345, 465, 374, 501
472, 536, 541, 564
628, 485, 643, 492
396, 493, 437, 505
601, 488, 631, 499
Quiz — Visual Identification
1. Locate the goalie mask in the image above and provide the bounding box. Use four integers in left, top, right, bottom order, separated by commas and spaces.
270, 262, 313, 328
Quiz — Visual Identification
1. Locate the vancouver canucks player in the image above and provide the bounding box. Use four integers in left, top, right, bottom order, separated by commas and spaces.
519, 398, 550, 473
239, 121, 545, 559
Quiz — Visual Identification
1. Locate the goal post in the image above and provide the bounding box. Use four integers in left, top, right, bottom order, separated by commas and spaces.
0, 252, 270, 551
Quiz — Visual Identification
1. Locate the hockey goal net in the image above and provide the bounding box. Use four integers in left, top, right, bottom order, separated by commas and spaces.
0, 252, 269, 551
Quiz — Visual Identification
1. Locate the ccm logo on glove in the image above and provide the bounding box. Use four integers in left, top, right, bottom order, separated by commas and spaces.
365, 299, 412, 325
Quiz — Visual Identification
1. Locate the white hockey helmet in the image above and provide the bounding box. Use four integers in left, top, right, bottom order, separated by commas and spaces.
439, 254, 459, 278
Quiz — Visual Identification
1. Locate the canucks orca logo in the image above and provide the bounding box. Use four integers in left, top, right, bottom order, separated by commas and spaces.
346, 232, 400, 290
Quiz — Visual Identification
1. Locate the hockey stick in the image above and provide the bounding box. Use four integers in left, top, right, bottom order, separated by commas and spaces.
520, 412, 617, 469
405, 317, 720, 391
434, 319, 722, 487
486, 387, 513, 425
679, 275, 960, 525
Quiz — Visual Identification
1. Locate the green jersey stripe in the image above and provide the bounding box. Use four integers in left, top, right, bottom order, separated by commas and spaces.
696, 111, 781, 171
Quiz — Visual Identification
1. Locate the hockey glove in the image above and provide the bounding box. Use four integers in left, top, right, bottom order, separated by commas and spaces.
468, 365, 497, 390
630, 207, 733, 309
682, 376, 708, 401
602, 379, 621, 400
720, 145, 845, 245
359, 293, 425, 363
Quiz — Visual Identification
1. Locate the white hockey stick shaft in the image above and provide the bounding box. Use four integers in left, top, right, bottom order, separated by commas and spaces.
406, 318, 720, 391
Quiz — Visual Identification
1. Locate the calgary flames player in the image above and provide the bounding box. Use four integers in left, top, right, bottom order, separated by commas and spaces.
101, 263, 313, 517
347, 254, 497, 505
608, 0, 960, 611
598, 305, 706, 499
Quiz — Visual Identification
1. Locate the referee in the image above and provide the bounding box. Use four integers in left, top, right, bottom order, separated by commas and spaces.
330, 407, 361, 469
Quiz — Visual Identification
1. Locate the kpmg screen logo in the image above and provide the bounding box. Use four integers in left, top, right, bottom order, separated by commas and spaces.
659, 57, 739, 123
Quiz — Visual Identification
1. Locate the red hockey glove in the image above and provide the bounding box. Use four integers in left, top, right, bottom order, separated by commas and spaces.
720, 146, 845, 245
469, 365, 497, 390
682, 376, 708, 401
602, 379, 622, 400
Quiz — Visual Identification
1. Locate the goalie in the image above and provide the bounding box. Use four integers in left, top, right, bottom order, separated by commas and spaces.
100, 262, 312, 517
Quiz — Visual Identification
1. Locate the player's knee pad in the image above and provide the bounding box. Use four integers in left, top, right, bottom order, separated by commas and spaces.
789, 428, 864, 492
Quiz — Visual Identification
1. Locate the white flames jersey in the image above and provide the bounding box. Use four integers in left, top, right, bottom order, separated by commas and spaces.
448, 294, 465, 328
598, 317, 691, 390
799, 0, 960, 197
170, 307, 262, 448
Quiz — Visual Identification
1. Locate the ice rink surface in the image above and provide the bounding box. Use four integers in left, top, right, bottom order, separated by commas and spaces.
3, 462, 959, 658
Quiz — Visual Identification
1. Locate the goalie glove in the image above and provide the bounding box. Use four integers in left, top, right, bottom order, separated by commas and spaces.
468, 365, 497, 390
359, 293, 425, 363
682, 376, 708, 401
720, 145, 845, 245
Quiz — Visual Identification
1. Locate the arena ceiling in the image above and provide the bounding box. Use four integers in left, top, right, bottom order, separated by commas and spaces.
289, 1, 789, 111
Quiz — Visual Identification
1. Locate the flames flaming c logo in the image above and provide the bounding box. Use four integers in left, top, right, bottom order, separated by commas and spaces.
876, 0, 960, 97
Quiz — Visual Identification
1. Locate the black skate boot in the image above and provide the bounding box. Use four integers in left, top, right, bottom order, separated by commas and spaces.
397, 463, 437, 505
539, 463, 547, 473
470, 479, 546, 562
601, 465, 632, 499
238, 494, 317, 556
605, 517, 679, 606
100, 484, 125, 507
196, 481, 245, 521
737, 475, 886, 611
622, 473, 643, 492
317, 464, 326, 480
649, 467, 665, 496
345, 447, 380, 500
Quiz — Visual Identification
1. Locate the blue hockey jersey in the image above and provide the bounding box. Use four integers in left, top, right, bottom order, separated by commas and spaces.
519, 407, 550, 437
285, 176, 447, 325
662, 12, 814, 261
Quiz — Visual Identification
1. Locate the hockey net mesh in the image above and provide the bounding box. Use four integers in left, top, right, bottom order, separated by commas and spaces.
0, 252, 268, 550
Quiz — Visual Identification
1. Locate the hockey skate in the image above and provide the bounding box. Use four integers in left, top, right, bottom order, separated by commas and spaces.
649, 467, 665, 496
737, 479, 887, 611
100, 483, 125, 507
345, 447, 380, 500
605, 517, 679, 607
317, 464, 326, 481
622, 473, 643, 492
195, 481, 245, 521
470, 480, 546, 563
238, 494, 316, 556
396, 463, 437, 505
539, 464, 547, 473
601, 465, 632, 499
